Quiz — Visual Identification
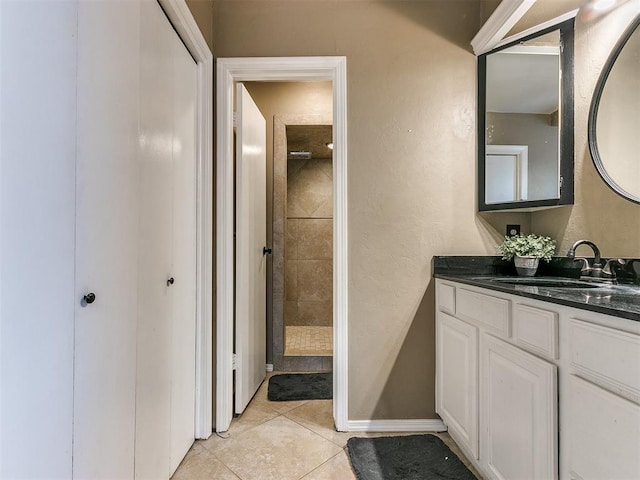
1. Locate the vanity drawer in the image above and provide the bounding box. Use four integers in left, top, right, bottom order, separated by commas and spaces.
437, 281, 456, 315
514, 304, 558, 360
457, 288, 511, 338
569, 319, 640, 404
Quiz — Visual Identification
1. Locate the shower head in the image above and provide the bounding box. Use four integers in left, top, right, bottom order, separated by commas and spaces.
288, 151, 312, 160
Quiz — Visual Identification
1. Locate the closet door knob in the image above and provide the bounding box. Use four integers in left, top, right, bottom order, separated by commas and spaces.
263, 246, 272, 255
167, 277, 175, 286
83, 293, 96, 304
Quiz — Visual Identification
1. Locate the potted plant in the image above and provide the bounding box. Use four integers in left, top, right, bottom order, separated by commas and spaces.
497, 234, 557, 276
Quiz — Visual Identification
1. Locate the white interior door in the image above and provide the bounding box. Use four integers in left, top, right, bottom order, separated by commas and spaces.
485, 144, 528, 203
486, 154, 517, 203
169, 22, 198, 477
235, 84, 267, 414
73, 2, 141, 478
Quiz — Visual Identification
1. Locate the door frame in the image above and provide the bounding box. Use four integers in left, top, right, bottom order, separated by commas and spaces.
216, 57, 349, 432
157, 0, 214, 439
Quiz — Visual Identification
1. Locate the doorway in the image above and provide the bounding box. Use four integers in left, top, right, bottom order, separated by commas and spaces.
275, 119, 334, 369
216, 57, 348, 433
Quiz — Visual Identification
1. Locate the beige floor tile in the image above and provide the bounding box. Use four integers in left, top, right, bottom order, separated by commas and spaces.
213, 416, 342, 480
267, 397, 311, 414
171, 443, 240, 480
301, 450, 357, 480
178, 372, 483, 480
227, 402, 280, 437
212, 382, 280, 437
285, 400, 353, 448
197, 432, 233, 455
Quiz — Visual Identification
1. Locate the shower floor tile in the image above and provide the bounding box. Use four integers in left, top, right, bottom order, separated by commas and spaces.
285, 326, 333, 356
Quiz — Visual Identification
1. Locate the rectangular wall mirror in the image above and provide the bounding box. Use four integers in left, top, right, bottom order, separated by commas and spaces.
478, 19, 575, 212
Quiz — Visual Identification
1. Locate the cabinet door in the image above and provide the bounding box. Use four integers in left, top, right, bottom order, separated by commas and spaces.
567, 375, 640, 480
481, 334, 557, 480
436, 312, 479, 459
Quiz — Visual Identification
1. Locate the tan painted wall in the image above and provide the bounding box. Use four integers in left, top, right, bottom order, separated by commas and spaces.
525, 2, 640, 257
508, 0, 588, 36
211, 0, 520, 421
187, 0, 640, 422
487, 112, 559, 200
185, 0, 214, 52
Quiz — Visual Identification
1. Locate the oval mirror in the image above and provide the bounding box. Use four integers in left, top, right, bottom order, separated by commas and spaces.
589, 14, 640, 205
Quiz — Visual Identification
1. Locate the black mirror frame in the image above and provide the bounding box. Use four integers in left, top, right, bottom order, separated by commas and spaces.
478, 18, 575, 212
588, 14, 640, 205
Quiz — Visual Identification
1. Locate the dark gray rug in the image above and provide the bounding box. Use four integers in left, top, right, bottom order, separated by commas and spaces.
347, 434, 477, 480
267, 373, 332, 401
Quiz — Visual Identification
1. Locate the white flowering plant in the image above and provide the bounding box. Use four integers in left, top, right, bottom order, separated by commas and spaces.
497, 234, 556, 262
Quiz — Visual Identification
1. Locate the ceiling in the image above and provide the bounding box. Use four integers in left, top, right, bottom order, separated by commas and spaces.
286, 125, 333, 160
486, 47, 560, 114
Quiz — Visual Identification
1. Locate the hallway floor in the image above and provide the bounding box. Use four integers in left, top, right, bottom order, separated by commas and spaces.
172, 374, 483, 480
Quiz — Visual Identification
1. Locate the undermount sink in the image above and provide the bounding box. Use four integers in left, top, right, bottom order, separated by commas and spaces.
489, 277, 604, 288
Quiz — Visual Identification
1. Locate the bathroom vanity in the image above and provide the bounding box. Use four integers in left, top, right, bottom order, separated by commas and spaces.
434, 257, 640, 480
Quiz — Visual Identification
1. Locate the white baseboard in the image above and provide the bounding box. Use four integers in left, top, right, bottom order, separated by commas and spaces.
265, 363, 274, 372
347, 419, 447, 432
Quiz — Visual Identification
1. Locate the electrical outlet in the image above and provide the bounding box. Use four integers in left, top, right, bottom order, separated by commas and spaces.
506, 224, 521, 236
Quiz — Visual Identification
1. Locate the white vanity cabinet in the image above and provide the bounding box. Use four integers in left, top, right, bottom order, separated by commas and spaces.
481, 334, 557, 480
436, 281, 557, 479
436, 311, 479, 459
435, 278, 640, 480
566, 319, 640, 480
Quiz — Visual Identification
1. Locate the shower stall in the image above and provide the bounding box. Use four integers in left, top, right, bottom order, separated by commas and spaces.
272, 120, 333, 371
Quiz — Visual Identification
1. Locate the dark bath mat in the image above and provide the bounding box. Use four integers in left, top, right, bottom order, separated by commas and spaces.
347, 434, 478, 480
267, 372, 332, 401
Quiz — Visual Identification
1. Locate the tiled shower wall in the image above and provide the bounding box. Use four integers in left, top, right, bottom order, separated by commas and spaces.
285, 158, 333, 328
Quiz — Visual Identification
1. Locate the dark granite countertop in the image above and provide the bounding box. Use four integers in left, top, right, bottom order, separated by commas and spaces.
433, 256, 640, 322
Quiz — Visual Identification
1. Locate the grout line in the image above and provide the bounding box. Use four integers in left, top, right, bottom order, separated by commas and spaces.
296, 450, 354, 480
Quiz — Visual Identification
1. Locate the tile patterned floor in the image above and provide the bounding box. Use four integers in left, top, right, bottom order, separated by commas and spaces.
172, 373, 484, 480
285, 326, 333, 356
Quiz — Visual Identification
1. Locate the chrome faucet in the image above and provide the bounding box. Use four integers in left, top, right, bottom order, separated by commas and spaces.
603, 258, 627, 278
567, 240, 603, 277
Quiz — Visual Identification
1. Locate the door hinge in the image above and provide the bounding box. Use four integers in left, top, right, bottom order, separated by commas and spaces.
233, 111, 238, 129
232, 353, 237, 370
559, 175, 564, 195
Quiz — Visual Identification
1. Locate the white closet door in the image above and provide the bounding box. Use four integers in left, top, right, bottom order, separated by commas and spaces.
134, 1, 176, 478
73, 2, 141, 478
169, 26, 198, 477
0, 2, 77, 477
235, 84, 267, 414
